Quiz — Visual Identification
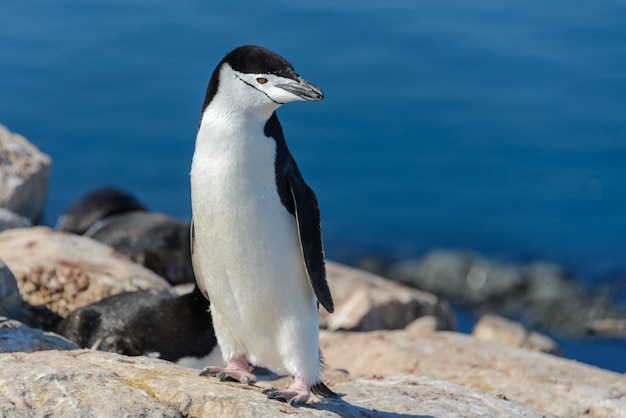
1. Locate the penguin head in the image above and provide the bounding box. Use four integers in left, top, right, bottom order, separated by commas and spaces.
202, 45, 324, 118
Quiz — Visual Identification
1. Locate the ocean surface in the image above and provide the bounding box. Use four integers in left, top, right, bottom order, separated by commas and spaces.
1, 1, 625, 372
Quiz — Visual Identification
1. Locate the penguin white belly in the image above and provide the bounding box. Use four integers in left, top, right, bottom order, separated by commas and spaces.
191, 127, 319, 378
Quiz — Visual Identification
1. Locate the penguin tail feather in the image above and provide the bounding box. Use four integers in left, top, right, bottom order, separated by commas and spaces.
311, 381, 344, 398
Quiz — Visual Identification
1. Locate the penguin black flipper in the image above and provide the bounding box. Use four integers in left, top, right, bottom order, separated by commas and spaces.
287, 166, 335, 314
266, 113, 334, 314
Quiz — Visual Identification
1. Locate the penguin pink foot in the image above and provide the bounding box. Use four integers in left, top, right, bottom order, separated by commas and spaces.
262, 377, 311, 405
199, 354, 257, 385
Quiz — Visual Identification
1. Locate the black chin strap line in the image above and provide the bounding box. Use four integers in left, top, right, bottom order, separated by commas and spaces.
234, 74, 285, 105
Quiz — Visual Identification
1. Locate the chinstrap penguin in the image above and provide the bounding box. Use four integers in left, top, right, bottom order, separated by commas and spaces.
190, 45, 338, 405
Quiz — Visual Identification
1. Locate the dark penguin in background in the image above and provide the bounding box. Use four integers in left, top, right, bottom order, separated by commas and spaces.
56, 187, 194, 286
55, 187, 147, 235
57, 285, 218, 364
55, 187, 216, 363
190, 45, 339, 405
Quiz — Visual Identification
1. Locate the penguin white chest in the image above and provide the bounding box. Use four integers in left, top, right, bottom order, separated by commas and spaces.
190, 120, 317, 369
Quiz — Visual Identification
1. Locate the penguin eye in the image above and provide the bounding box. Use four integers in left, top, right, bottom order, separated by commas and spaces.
256, 77, 268, 84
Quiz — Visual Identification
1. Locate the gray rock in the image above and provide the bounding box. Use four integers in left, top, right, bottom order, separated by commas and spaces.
0, 317, 78, 352
472, 314, 561, 355
0, 349, 549, 417
0, 125, 51, 221
0, 208, 32, 232
0, 226, 173, 320
321, 330, 626, 418
388, 250, 626, 336
389, 249, 524, 305
322, 261, 455, 332
0, 258, 22, 320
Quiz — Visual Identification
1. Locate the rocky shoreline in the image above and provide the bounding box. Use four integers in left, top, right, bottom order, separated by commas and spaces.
1, 124, 626, 417
356, 250, 626, 338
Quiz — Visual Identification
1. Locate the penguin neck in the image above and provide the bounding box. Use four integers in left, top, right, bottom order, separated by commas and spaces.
197, 97, 279, 144
191, 102, 280, 194
194, 102, 282, 169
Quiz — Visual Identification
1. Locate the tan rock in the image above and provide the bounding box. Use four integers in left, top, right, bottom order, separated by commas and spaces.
0, 125, 51, 221
322, 261, 455, 331
0, 227, 173, 318
472, 314, 561, 355
405, 315, 441, 334
0, 349, 549, 417
320, 330, 626, 418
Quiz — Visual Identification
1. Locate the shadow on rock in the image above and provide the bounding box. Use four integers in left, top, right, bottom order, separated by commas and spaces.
310, 397, 431, 418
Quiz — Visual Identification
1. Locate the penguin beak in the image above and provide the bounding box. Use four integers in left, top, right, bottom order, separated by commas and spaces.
276, 77, 324, 101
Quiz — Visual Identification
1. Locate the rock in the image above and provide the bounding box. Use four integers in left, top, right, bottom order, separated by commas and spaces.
320, 330, 626, 418
0, 317, 78, 352
389, 249, 524, 305
322, 261, 455, 332
472, 314, 561, 355
0, 349, 549, 417
404, 315, 442, 334
0, 258, 22, 320
0, 208, 32, 232
586, 318, 626, 338
388, 250, 626, 336
0, 125, 51, 222
0, 226, 173, 320
515, 262, 620, 335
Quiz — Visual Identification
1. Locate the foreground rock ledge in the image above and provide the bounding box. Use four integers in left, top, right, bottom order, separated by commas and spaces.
0, 350, 547, 417
320, 330, 626, 418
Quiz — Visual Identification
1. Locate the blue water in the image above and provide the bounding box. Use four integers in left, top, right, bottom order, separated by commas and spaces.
1, 1, 625, 371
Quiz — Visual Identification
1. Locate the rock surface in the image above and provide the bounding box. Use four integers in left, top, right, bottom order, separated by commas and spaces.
0, 317, 78, 353
0, 125, 51, 221
322, 261, 455, 332
472, 314, 561, 355
320, 330, 626, 418
0, 349, 549, 417
0, 226, 173, 320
